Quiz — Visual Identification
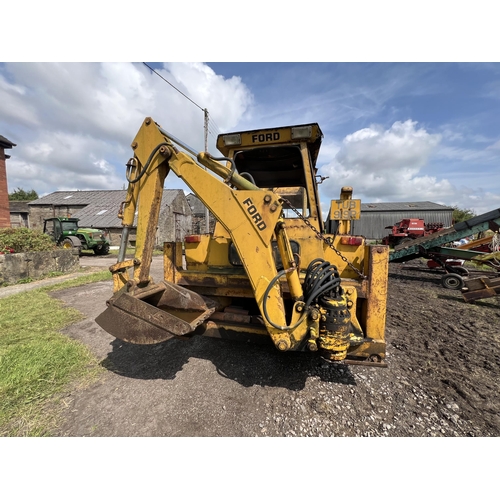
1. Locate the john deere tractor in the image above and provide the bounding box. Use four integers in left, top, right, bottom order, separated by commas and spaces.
43, 217, 110, 255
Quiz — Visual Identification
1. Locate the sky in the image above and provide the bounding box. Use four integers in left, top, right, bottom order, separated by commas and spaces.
2, 61, 499, 218
1, 4, 499, 223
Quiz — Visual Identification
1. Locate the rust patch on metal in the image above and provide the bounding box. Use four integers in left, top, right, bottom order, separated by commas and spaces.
96, 281, 218, 344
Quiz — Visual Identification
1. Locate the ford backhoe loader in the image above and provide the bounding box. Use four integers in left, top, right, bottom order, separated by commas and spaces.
96, 117, 389, 366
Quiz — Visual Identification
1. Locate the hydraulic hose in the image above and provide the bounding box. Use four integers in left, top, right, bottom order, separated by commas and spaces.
262, 269, 308, 331
303, 259, 342, 306
205, 155, 237, 184
126, 142, 171, 184
261, 258, 341, 331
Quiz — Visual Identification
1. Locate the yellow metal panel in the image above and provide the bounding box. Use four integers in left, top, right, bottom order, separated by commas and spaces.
207, 237, 233, 266
164, 242, 178, 283
184, 236, 210, 269
216, 123, 322, 156
231, 190, 280, 246
363, 245, 389, 341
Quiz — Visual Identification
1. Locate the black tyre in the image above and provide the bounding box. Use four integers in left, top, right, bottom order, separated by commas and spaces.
453, 266, 469, 276
62, 237, 82, 255
94, 244, 110, 256
441, 273, 464, 290
62, 238, 75, 249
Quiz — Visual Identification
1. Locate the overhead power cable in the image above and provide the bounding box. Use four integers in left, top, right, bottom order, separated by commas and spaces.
208, 116, 222, 135
207, 121, 220, 136
142, 61, 227, 156
142, 62, 217, 233
143, 62, 223, 134
142, 62, 204, 112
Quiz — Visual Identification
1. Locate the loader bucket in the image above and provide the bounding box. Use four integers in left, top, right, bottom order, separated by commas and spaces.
95, 281, 218, 344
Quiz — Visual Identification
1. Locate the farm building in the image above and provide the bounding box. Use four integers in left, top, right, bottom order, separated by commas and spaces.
28, 190, 192, 246
186, 193, 216, 234
9, 201, 30, 228
348, 201, 455, 240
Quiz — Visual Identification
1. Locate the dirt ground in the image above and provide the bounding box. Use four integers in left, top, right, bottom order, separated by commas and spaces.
50, 255, 500, 437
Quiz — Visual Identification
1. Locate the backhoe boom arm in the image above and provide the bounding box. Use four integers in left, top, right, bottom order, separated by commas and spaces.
113, 117, 306, 350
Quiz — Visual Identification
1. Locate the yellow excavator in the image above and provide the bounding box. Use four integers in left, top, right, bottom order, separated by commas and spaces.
96, 117, 389, 366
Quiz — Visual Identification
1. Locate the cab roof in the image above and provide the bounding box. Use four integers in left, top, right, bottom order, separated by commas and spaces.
216, 123, 323, 168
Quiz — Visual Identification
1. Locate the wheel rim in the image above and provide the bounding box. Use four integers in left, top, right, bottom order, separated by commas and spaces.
442, 274, 464, 290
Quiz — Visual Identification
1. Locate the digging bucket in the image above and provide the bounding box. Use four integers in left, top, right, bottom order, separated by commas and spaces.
95, 281, 218, 344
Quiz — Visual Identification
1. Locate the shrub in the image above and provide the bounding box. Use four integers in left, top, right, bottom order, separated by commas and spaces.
0, 228, 55, 253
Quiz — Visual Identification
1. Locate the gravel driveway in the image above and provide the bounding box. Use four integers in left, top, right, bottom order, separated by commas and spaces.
50, 255, 500, 437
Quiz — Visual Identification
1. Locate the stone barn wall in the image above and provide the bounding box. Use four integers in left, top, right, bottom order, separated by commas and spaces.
0, 249, 80, 285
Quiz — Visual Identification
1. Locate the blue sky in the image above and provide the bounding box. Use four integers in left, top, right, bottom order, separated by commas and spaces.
1, 61, 499, 217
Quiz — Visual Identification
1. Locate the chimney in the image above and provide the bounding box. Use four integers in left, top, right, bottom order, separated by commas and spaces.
0, 135, 17, 228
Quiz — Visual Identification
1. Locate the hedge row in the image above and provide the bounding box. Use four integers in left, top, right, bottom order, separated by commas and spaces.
0, 228, 55, 253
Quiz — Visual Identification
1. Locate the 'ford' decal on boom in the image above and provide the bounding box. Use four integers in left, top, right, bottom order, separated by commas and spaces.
243, 198, 267, 230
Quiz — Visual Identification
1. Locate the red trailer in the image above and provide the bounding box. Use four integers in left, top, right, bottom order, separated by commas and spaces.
382, 219, 444, 247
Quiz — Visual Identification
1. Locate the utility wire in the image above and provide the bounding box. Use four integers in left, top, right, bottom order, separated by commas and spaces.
143, 62, 225, 157
207, 118, 221, 135
142, 63, 224, 136
143, 62, 220, 233
208, 116, 222, 135
142, 62, 205, 112
208, 124, 220, 137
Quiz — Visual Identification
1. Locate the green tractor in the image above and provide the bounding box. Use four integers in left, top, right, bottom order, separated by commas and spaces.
43, 217, 110, 255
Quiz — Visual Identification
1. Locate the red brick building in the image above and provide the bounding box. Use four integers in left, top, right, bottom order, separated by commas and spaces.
0, 135, 16, 228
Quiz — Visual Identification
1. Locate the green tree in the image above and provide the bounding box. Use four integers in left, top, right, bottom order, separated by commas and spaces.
452, 206, 476, 223
8, 187, 39, 201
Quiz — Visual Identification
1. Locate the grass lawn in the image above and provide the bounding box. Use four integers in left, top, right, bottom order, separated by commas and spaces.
0, 271, 111, 436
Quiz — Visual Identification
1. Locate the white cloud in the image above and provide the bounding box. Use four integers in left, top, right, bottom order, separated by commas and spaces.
317, 120, 500, 215
336, 120, 441, 173
0, 74, 39, 127
1, 62, 254, 196
317, 139, 342, 166
2, 62, 499, 218
320, 120, 442, 198
164, 63, 254, 131
487, 139, 500, 151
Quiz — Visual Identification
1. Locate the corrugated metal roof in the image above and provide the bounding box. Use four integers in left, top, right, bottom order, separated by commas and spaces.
29, 190, 121, 206
29, 190, 185, 228
361, 201, 453, 212
72, 201, 128, 228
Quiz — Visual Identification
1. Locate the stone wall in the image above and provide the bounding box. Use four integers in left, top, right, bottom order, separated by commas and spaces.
0, 249, 80, 285
191, 214, 216, 234
28, 204, 87, 231
186, 193, 216, 234
156, 192, 192, 244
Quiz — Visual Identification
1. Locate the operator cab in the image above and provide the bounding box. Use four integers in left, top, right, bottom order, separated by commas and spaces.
43, 217, 79, 241
217, 123, 323, 223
